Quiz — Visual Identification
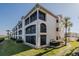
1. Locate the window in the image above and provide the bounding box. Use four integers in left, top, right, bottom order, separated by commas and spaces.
25, 18, 29, 25
26, 36, 30, 43
56, 36, 58, 40
39, 11, 46, 21
25, 25, 36, 34
40, 35, 46, 45
40, 23, 46, 33
18, 22, 22, 29
30, 36, 36, 45
16, 31, 17, 35
56, 19, 59, 23
19, 36, 22, 40
30, 11, 37, 23
26, 36, 36, 45
18, 30, 22, 35
56, 27, 59, 31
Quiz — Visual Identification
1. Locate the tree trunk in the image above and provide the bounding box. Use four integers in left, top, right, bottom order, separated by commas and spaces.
65, 28, 67, 46
65, 20, 68, 46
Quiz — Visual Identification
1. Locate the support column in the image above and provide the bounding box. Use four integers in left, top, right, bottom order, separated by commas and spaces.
21, 16, 25, 43
36, 8, 40, 48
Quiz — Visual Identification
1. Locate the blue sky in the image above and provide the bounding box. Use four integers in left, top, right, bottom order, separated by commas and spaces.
0, 3, 79, 35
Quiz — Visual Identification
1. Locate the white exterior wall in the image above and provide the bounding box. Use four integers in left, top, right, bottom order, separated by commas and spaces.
17, 20, 23, 40
24, 21, 37, 48
11, 5, 65, 48
46, 13, 57, 43
36, 19, 47, 48
23, 8, 38, 48
57, 16, 65, 42
22, 18, 26, 43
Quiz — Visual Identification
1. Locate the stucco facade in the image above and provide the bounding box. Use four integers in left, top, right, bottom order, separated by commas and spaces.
11, 4, 64, 48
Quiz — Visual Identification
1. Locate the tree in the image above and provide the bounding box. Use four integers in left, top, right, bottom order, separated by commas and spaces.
6, 30, 10, 39
63, 17, 73, 46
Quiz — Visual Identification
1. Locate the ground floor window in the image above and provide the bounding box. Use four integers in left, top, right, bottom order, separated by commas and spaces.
40, 35, 46, 45
56, 36, 59, 40
19, 36, 22, 40
26, 36, 36, 45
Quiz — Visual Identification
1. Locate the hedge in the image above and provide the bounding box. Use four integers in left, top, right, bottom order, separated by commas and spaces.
0, 37, 5, 42
10, 37, 16, 41
16, 39, 23, 43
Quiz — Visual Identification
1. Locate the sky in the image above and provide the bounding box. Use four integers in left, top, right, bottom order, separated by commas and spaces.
0, 3, 79, 35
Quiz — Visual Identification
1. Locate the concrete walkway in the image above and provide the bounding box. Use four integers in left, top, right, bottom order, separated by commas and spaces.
55, 43, 71, 56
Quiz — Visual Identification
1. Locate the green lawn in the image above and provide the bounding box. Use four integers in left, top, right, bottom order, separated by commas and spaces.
0, 35, 7, 38
0, 39, 32, 56
0, 39, 53, 56
64, 41, 79, 56
0, 39, 79, 56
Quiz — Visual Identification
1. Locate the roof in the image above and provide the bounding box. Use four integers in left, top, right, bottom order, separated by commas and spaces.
24, 4, 58, 19
12, 4, 61, 31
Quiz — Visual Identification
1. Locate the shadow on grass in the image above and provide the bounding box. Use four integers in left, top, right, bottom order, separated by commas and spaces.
0, 39, 32, 56
35, 48, 53, 56
35, 46, 65, 56
65, 47, 79, 56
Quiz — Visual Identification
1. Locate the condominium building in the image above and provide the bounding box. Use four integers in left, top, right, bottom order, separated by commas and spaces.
11, 4, 64, 48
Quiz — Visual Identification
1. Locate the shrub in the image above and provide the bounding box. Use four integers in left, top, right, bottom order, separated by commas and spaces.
76, 38, 79, 42
10, 37, 16, 41
0, 37, 5, 42
50, 42, 60, 46
16, 39, 23, 43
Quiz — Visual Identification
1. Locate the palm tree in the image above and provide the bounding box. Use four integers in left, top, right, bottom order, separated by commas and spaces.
68, 22, 73, 33
63, 17, 73, 46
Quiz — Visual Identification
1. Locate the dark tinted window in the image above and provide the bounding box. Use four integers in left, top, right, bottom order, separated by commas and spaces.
40, 23, 46, 33
56, 36, 58, 40
40, 35, 46, 45
30, 11, 37, 23
39, 11, 46, 21
56, 27, 59, 31
25, 18, 29, 25
26, 36, 36, 45
25, 25, 36, 34
18, 30, 22, 35
19, 36, 22, 40
18, 22, 22, 29
26, 36, 30, 43
56, 19, 59, 23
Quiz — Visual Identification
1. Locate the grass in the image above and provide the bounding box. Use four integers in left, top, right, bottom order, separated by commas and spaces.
0, 39, 32, 56
0, 38, 79, 56
0, 39, 53, 56
41, 41, 79, 56
65, 41, 79, 56
0, 35, 7, 38
43, 46, 67, 56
